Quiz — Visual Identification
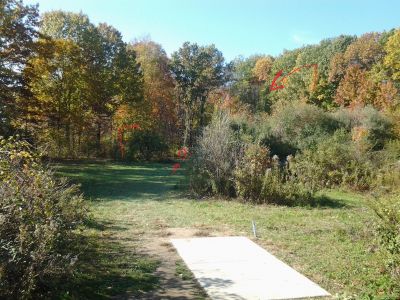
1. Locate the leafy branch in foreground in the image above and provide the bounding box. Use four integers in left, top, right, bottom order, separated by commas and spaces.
0, 136, 87, 299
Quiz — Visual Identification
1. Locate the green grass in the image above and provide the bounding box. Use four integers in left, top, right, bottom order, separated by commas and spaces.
175, 261, 195, 281
56, 232, 160, 299
54, 161, 400, 299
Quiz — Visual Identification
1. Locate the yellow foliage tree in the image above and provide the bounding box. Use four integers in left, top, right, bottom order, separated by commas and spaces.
252, 56, 274, 82
130, 40, 177, 142
384, 29, 400, 81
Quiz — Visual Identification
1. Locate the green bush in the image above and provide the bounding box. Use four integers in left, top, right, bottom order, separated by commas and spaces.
234, 145, 314, 206
291, 129, 374, 191
370, 193, 400, 280
372, 140, 400, 192
267, 102, 340, 153
229, 113, 257, 145
125, 130, 169, 161
234, 144, 271, 201
382, 140, 400, 161
0, 137, 87, 299
334, 106, 394, 150
190, 112, 242, 196
262, 159, 314, 206
256, 120, 297, 158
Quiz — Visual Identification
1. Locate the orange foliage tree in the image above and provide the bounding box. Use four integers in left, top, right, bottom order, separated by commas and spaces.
335, 65, 375, 107
130, 39, 178, 143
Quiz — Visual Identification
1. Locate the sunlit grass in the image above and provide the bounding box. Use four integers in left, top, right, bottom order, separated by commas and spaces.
54, 161, 400, 299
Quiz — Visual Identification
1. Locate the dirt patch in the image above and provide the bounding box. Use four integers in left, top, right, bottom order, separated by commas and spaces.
136, 226, 234, 299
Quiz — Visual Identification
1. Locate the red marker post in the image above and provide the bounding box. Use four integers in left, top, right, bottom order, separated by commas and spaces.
171, 163, 181, 173
171, 146, 189, 174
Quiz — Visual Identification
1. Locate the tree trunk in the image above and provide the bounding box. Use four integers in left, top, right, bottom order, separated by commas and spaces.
199, 95, 206, 128
78, 129, 81, 157
57, 118, 61, 158
65, 122, 71, 157
97, 121, 101, 157
71, 126, 76, 158
183, 107, 191, 147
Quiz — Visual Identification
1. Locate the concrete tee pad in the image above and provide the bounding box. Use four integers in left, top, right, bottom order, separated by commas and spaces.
171, 236, 330, 300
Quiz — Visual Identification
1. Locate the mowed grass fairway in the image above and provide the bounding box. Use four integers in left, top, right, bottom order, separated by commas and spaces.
55, 161, 399, 299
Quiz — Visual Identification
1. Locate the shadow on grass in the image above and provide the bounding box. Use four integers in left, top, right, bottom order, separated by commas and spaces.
310, 194, 349, 209
53, 161, 189, 202
51, 224, 160, 299
84, 218, 130, 232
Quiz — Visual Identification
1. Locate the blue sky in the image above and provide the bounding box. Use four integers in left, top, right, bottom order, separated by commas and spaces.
26, 0, 400, 61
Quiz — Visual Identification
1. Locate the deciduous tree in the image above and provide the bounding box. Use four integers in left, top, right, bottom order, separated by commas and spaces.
252, 56, 274, 82
39, 12, 143, 155
384, 29, 400, 81
330, 33, 384, 82
170, 42, 226, 146
335, 65, 375, 107
375, 81, 399, 111
24, 38, 88, 156
0, 0, 38, 135
131, 39, 177, 142
228, 55, 262, 111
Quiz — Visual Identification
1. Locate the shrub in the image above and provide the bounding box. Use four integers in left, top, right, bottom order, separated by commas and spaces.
291, 129, 374, 191
234, 144, 271, 201
373, 140, 400, 192
234, 145, 314, 206
333, 106, 394, 150
229, 113, 257, 145
370, 193, 400, 280
267, 102, 340, 153
382, 139, 400, 161
256, 119, 297, 158
390, 109, 400, 140
190, 112, 242, 196
125, 130, 169, 161
0, 137, 87, 299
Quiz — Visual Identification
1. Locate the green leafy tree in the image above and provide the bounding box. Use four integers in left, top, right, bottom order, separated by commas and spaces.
260, 36, 354, 110
295, 36, 354, 108
89, 23, 143, 153
24, 38, 89, 156
39, 11, 143, 156
170, 42, 226, 146
0, 0, 38, 135
228, 55, 263, 111
266, 48, 302, 105
40, 10, 98, 51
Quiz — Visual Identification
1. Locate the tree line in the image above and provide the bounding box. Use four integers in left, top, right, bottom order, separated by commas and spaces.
1, 0, 399, 159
